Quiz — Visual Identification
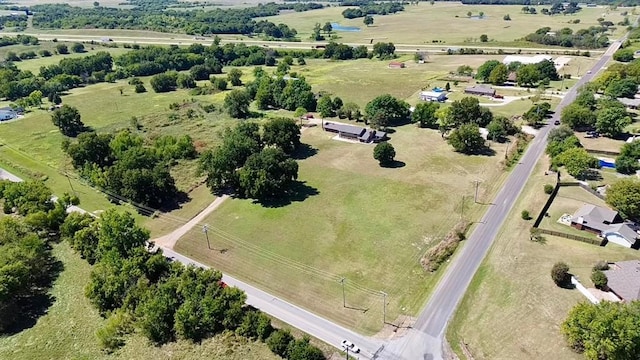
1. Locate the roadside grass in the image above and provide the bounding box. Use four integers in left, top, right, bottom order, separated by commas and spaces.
262, 3, 629, 46
174, 123, 511, 335
0, 241, 280, 360
447, 160, 639, 360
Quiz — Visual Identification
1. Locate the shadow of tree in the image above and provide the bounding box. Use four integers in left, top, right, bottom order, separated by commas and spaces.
1, 256, 64, 335
256, 181, 320, 208
380, 160, 406, 168
291, 143, 318, 160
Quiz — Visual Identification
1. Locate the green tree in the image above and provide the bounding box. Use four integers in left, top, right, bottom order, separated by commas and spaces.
364, 94, 410, 128
476, 60, 501, 82
448, 96, 493, 127
262, 117, 301, 154
373, 142, 396, 166
606, 178, 640, 221
56, 44, 69, 54
555, 147, 596, 179
213, 77, 228, 91
536, 59, 559, 81
516, 64, 541, 87
317, 96, 335, 118
372, 42, 396, 59
488, 63, 508, 85
97, 209, 149, 261
551, 262, 571, 287
322, 22, 333, 34
176, 73, 196, 89
456, 65, 474, 76
596, 107, 631, 137
605, 78, 638, 98
480, 34, 488, 42
590, 270, 607, 289
574, 88, 597, 110
238, 148, 299, 200
150, 72, 177, 93
71, 43, 85, 53
224, 89, 251, 118
227, 68, 243, 86
562, 301, 640, 359
486, 118, 507, 141
447, 123, 486, 154
267, 329, 294, 358
411, 102, 440, 128
51, 104, 86, 137
503, 14, 511, 20
363, 15, 374, 26
613, 48, 635, 62
561, 103, 596, 129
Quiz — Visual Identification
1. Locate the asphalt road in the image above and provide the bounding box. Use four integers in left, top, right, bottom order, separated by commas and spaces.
381, 38, 625, 360
0, 31, 605, 55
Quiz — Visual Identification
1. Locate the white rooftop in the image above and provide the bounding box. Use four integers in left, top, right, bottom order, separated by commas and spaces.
503, 55, 553, 65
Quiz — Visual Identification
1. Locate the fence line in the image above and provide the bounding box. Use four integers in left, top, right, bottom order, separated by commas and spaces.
537, 228, 604, 246
585, 148, 620, 156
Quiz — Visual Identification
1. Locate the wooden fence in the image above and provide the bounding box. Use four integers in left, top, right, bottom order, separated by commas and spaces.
537, 228, 605, 246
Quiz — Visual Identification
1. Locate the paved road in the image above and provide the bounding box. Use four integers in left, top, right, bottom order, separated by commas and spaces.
380, 38, 625, 360
0, 31, 605, 55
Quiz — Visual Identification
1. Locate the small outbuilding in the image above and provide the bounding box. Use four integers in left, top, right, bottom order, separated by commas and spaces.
388, 61, 405, 69
419, 91, 447, 102
0, 107, 17, 121
617, 97, 640, 110
464, 85, 496, 97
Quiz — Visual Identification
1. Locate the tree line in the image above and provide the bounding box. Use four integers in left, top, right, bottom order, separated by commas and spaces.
475, 58, 559, 87
341, 2, 404, 19
29, 3, 321, 38
0, 180, 79, 332
60, 207, 323, 359
523, 26, 610, 49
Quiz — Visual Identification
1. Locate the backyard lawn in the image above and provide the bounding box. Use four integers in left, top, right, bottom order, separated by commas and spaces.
174, 123, 512, 334
447, 161, 639, 360
262, 3, 629, 46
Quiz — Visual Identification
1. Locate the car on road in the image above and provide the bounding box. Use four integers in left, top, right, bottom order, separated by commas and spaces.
341, 340, 360, 353
554, 120, 560, 125
587, 70, 592, 74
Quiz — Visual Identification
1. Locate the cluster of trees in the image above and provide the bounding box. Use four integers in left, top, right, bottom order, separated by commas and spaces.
341, 2, 404, 19
523, 102, 552, 126
364, 94, 410, 129
317, 94, 361, 120
0, 180, 77, 332
562, 87, 631, 137
590, 60, 640, 98
615, 140, 640, 174
63, 209, 324, 358
62, 128, 195, 208
0, 13, 27, 29
605, 178, 640, 222
0, 34, 38, 47
562, 301, 640, 360
475, 58, 558, 87
612, 48, 635, 62
322, 42, 370, 60
546, 125, 598, 179
541, 2, 581, 15
523, 26, 609, 49
199, 119, 301, 201
51, 104, 88, 137
30, 3, 321, 38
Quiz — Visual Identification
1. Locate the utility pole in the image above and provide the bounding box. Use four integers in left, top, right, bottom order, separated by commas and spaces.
381, 291, 387, 324
65, 173, 76, 196
460, 195, 465, 220
473, 180, 481, 203
203, 224, 211, 250
339, 277, 346, 307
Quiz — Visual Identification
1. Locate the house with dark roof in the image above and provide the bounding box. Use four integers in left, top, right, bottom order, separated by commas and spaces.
464, 85, 496, 97
603, 260, 640, 302
322, 122, 387, 143
571, 204, 640, 248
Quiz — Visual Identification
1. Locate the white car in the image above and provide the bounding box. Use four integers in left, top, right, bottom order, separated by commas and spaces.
341, 340, 360, 353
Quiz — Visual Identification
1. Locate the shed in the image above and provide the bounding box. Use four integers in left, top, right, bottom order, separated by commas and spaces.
464, 86, 495, 97
0, 108, 17, 121
419, 91, 447, 102
388, 61, 405, 69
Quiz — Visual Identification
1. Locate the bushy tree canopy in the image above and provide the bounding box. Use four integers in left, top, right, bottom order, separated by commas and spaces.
606, 178, 640, 221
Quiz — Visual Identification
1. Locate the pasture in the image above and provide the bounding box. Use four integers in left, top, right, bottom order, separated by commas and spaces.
262, 3, 630, 46
174, 122, 512, 334
447, 162, 639, 360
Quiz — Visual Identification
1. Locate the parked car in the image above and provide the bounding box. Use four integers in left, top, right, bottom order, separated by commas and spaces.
341, 340, 360, 353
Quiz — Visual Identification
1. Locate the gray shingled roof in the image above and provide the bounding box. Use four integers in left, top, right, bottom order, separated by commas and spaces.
604, 223, 639, 245
572, 204, 618, 226
464, 86, 495, 96
604, 260, 640, 301
617, 97, 640, 107
323, 122, 366, 137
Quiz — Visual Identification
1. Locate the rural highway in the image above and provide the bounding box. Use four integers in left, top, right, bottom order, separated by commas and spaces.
0, 31, 605, 55
379, 38, 625, 360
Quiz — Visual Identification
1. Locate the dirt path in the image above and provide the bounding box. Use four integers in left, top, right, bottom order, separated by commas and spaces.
153, 194, 229, 249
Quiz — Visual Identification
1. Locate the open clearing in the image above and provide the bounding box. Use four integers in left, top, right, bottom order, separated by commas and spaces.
0, 242, 281, 360
174, 122, 512, 334
447, 160, 640, 360
262, 3, 630, 46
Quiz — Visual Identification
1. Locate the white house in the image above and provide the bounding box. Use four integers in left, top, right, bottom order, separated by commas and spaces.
502, 55, 553, 65
419, 91, 447, 102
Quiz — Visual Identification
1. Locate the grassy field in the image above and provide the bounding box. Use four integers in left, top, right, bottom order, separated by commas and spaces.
0, 241, 281, 360
174, 121, 513, 334
447, 160, 640, 360
262, 3, 630, 46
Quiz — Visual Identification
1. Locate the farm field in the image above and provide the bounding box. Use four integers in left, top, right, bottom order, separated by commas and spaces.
0, 241, 282, 360
262, 3, 631, 47
447, 160, 640, 360
174, 122, 513, 335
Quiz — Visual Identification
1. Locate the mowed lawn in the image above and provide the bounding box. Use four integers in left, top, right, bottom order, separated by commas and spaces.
262, 3, 629, 46
447, 161, 640, 360
175, 124, 511, 334
0, 242, 280, 360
